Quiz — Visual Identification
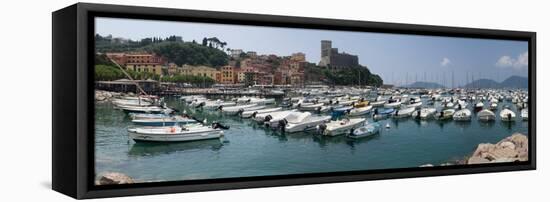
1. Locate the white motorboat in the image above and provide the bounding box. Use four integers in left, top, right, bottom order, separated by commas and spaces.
392, 107, 415, 118
261, 110, 301, 126
413, 108, 436, 119
478, 109, 496, 122
128, 124, 225, 142
299, 103, 325, 111
279, 112, 331, 133
453, 109, 472, 121
253, 110, 296, 123
240, 107, 283, 118
318, 118, 366, 136
118, 105, 173, 114
500, 108, 516, 122
131, 115, 198, 126
347, 105, 373, 116
112, 98, 153, 107
370, 100, 386, 107
348, 122, 381, 139
383, 99, 402, 108
405, 97, 423, 109
218, 104, 262, 115
521, 109, 528, 121
435, 109, 455, 120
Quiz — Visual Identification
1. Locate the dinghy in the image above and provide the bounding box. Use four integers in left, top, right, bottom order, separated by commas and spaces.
373, 108, 395, 120
348, 122, 381, 139
383, 98, 402, 108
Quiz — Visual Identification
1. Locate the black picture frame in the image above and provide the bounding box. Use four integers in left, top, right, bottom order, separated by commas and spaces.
52, 3, 536, 199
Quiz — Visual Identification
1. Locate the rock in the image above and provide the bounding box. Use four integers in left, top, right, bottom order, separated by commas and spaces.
96, 172, 134, 185
467, 133, 528, 164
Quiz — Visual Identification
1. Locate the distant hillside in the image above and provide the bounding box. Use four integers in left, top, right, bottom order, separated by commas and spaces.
463, 76, 527, 89
405, 81, 446, 89
500, 76, 528, 89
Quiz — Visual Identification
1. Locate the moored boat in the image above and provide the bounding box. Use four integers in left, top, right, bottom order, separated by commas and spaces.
240, 107, 283, 118
453, 109, 472, 121
500, 108, 516, 122
128, 124, 226, 142
318, 118, 366, 136
348, 122, 381, 139
478, 109, 496, 122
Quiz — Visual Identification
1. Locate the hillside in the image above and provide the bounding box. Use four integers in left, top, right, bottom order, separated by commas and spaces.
462, 76, 528, 89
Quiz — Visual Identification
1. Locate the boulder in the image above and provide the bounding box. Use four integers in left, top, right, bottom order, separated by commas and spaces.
467, 133, 528, 164
96, 172, 134, 185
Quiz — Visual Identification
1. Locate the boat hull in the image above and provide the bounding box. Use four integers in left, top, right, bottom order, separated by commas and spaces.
129, 130, 223, 142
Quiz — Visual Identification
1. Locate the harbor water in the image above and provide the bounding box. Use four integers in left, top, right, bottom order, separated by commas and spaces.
95, 96, 528, 183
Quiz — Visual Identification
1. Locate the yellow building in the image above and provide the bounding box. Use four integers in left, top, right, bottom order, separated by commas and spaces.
181, 65, 220, 81
220, 66, 236, 84
126, 64, 163, 75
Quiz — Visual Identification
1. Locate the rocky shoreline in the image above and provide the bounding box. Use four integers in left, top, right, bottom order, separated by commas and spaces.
95, 90, 127, 102
467, 133, 528, 164
95, 172, 135, 185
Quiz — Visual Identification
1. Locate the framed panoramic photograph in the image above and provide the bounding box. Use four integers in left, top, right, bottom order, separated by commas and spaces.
52, 3, 536, 199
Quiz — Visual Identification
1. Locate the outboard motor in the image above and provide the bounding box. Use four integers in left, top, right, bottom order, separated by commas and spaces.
395, 110, 399, 116
317, 123, 327, 134
264, 115, 273, 122
195, 102, 205, 109
278, 119, 288, 133
212, 122, 230, 130
251, 111, 258, 118
416, 110, 421, 119
507, 113, 512, 121
216, 105, 223, 111
237, 108, 245, 115
316, 107, 322, 113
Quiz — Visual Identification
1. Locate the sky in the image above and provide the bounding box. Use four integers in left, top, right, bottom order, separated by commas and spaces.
96, 17, 529, 87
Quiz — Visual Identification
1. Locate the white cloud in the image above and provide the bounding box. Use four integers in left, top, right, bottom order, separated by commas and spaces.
440, 57, 451, 67
496, 51, 528, 70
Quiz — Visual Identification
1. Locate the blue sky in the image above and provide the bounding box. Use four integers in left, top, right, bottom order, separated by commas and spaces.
96, 17, 528, 86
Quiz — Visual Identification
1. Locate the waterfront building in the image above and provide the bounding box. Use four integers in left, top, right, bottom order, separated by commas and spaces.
106, 52, 166, 75
230, 49, 244, 59
181, 65, 220, 81
221, 66, 237, 84
318, 40, 359, 68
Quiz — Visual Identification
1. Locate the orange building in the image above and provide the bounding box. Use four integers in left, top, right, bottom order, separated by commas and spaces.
220, 66, 236, 84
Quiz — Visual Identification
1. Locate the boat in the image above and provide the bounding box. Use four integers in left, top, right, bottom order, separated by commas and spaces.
347, 105, 373, 116
348, 122, 381, 139
434, 109, 455, 120
383, 98, 401, 108
412, 108, 436, 120
238, 97, 276, 105
500, 108, 516, 122
370, 100, 386, 107
405, 97, 422, 109
444, 102, 455, 109
478, 109, 496, 122
217, 104, 259, 115
278, 112, 331, 133
254, 110, 297, 123
128, 123, 226, 142
129, 113, 171, 120
318, 118, 366, 136
119, 105, 173, 114
373, 108, 395, 120
521, 109, 528, 121
112, 98, 153, 107
353, 101, 370, 108
240, 107, 283, 118
331, 106, 354, 117
131, 115, 198, 126
393, 107, 416, 118
474, 102, 484, 112
299, 103, 325, 111
453, 109, 472, 121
